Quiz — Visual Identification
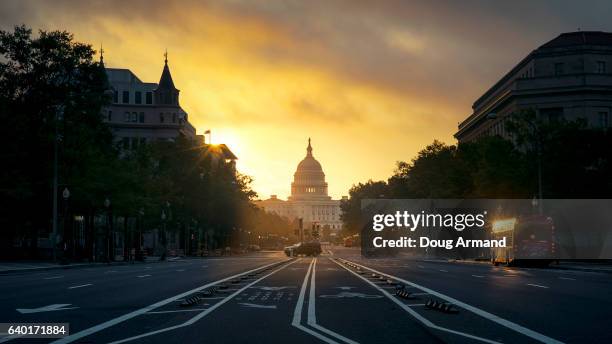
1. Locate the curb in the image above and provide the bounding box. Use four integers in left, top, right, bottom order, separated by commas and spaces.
0, 260, 157, 275
416, 258, 612, 274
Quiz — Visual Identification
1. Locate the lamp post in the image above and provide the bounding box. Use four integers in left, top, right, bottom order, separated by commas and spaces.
51, 105, 65, 263
160, 209, 167, 261
104, 197, 111, 262
62, 187, 70, 261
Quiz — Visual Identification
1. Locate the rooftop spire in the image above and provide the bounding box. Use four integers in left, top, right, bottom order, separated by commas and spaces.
164, 48, 168, 65
99, 43, 104, 65
306, 137, 312, 157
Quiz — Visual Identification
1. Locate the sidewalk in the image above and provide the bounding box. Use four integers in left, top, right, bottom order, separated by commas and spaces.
0, 259, 151, 275
416, 257, 612, 274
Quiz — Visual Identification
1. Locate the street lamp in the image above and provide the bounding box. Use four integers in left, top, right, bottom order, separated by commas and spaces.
51, 105, 65, 263
62, 188, 70, 261
104, 197, 111, 262
160, 205, 168, 261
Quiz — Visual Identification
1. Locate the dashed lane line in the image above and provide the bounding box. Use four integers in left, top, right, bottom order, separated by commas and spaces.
50, 259, 290, 344
107, 259, 298, 344
68, 284, 93, 289
526, 283, 549, 289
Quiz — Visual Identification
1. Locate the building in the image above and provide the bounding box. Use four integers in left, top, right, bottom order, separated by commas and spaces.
102, 52, 197, 149
456, 31, 612, 143
258, 139, 346, 233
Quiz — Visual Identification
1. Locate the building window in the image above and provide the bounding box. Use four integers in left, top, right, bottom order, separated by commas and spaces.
599, 112, 609, 128
113, 90, 118, 103
122, 91, 130, 103
172, 113, 177, 123
146, 92, 153, 104
124, 111, 130, 122
597, 61, 606, 74
554, 63, 564, 76
131, 112, 138, 123
160, 113, 164, 123
135, 91, 142, 104
139, 112, 145, 123
107, 110, 112, 121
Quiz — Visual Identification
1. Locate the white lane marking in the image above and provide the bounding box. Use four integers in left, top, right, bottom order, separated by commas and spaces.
439, 269, 448, 272
17, 304, 79, 314
526, 283, 549, 289
137, 275, 151, 278
250, 286, 295, 291
333, 259, 501, 344
320, 292, 382, 299
292, 259, 339, 344
107, 260, 297, 344
51, 259, 289, 344
68, 284, 92, 289
338, 258, 564, 344
308, 259, 360, 344
472, 275, 485, 278
43, 276, 64, 280
410, 292, 430, 296
558, 277, 575, 281
408, 303, 426, 307
238, 303, 277, 309
146, 308, 209, 314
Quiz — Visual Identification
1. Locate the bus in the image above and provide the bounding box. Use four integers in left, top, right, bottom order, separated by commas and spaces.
490, 215, 556, 266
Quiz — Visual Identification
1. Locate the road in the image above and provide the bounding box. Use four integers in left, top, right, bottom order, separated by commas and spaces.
0, 248, 610, 343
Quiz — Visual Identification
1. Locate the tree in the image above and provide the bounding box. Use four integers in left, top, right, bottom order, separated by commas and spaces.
0, 25, 113, 258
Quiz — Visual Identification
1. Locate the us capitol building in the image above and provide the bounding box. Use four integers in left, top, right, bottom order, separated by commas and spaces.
258, 139, 346, 232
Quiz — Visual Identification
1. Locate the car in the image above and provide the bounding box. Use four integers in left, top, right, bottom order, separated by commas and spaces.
284, 242, 322, 257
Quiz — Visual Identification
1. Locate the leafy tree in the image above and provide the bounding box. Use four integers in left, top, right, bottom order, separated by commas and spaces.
0, 25, 113, 258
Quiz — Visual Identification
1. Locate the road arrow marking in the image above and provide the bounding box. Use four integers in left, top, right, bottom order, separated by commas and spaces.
17, 304, 78, 314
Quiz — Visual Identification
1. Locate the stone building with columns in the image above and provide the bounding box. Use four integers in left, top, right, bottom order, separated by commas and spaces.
258, 139, 345, 233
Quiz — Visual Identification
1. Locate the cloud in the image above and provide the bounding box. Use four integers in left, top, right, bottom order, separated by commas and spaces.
2, 0, 612, 198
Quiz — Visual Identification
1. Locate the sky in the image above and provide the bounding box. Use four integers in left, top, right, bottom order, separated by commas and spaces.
1, 0, 611, 199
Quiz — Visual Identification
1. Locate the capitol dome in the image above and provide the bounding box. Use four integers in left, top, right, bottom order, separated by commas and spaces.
289, 138, 331, 201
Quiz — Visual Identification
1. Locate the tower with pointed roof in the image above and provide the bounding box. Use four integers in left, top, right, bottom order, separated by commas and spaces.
154, 51, 180, 106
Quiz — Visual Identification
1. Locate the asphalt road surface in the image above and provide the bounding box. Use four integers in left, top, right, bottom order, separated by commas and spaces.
0, 247, 610, 343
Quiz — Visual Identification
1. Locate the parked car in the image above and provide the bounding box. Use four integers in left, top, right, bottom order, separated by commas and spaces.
284, 242, 322, 257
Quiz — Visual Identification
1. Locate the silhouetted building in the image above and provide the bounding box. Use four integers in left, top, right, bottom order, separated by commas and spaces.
456, 31, 612, 142
258, 139, 345, 232
102, 52, 196, 149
